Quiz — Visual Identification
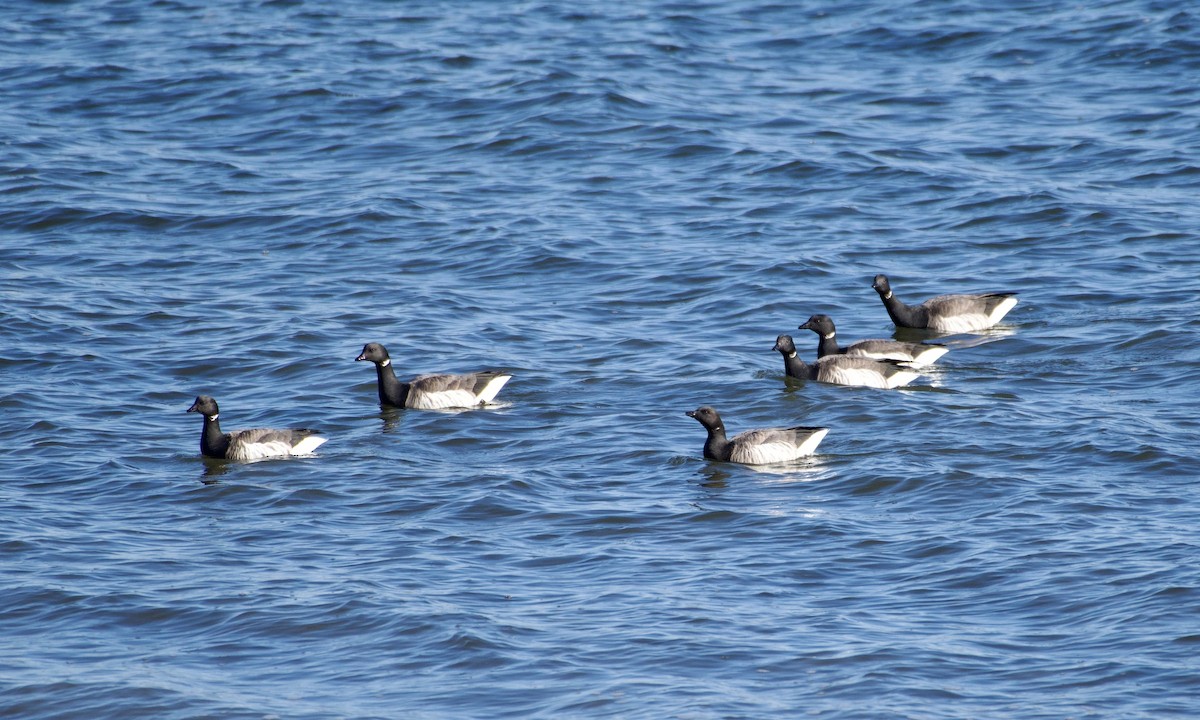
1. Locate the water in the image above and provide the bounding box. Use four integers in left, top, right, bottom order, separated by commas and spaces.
3, 1, 1199, 717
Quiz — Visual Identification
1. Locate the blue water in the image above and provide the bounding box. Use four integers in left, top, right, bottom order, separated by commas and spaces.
3, 1, 1200, 718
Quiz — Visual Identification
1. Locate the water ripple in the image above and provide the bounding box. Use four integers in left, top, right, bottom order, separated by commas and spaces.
3, 0, 1200, 718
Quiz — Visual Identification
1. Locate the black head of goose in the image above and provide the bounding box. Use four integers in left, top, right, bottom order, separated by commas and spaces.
772, 334, 921, 389
797, 313, 948, 366
355, 342, 512, 410
186, 395, 327, 461
871, 274, 1019, 333
686, 406, 828, 465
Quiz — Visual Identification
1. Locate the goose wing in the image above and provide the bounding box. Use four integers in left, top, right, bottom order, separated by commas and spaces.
814, 355, 921, 389
921, 293, 1019, 332
728, 426, 829, 464
845, 339, 948, 365
407, 372, 511, 409
227, 427, 327, 460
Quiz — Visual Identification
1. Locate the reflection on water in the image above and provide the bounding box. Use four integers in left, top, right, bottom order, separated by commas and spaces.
198, 457, 233, 484
4, 0, 1199, 717
893, 325, 1020, 346
695, 464, 732, 489
377, 406, 406, 434
375, 402, 514, 433
747, 458, 834, 484
692, 455, 833, 488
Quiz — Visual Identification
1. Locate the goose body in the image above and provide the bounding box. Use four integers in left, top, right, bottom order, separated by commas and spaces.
187, 396, 327, 461
355, 342, 511, 409
687, 406, 827, 465
872, 274, 1018, 333
773, 335, 921, 389
798, 314, 948, 366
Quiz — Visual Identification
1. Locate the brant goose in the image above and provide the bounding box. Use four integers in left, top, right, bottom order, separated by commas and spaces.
798, 314, 948, 366
872, 274, 1018, 333
355, 342, 512, 409
772, 335, 921, 389
186, 395, 327, 461
686, 406, 828, 465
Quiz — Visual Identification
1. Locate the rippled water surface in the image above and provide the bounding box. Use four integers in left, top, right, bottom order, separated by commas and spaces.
3, 1, 1200, 718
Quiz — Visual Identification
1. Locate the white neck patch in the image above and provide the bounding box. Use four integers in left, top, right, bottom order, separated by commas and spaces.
883, 291, 893, 300
823, 332, 835, 340
207, 414, 219, 421
380, 359, 391, 367
787, 352, 797, 359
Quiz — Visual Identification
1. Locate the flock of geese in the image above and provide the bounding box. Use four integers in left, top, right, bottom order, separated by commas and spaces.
186, 275, 1018, 465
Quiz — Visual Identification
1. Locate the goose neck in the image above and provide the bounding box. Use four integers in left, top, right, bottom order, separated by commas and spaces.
703, 426, 730, 462
200, 415, 229, 458
374, 361, 409, 406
